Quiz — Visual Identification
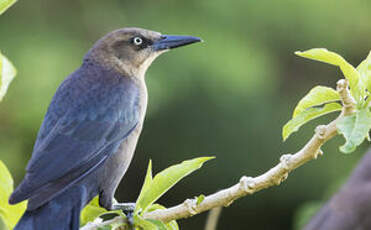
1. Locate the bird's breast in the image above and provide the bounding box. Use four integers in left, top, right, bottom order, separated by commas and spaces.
98, 78, 148, 192
137, 80, 148, 122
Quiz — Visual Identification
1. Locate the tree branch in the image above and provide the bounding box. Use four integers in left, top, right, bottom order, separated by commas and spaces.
82, 79, 355, 229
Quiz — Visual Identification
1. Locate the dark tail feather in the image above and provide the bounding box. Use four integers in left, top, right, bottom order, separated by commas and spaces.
14, 202, 81, 230
14, 185, 87, 230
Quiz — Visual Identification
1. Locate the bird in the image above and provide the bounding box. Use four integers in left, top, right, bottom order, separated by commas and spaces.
8, 27, 202, 230
304, 148, 371, 230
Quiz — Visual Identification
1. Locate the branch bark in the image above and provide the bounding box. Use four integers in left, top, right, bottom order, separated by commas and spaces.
82, 79, 355, 229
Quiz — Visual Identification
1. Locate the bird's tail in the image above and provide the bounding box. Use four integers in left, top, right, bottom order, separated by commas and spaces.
14, 201, 81, 230
13, 186, 86, 230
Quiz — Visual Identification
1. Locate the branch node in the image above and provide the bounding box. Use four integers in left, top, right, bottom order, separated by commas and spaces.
239, 176, 255, 193
336, 79, 356, 114
315, 125, 327, 140
184, 199, 198, 215
138, 94, 345, 223
336, 79, 347, 91
280, 154, 292, 170
280, 172, 289, 183
223, 199, 234, 207
314, 149, 323, 159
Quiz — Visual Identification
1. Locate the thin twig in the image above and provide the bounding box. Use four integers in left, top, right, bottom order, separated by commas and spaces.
82, 79, 355, 229
204, 207, 222, 230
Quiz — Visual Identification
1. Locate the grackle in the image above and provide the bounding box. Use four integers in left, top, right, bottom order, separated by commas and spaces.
9, 27, 201, 230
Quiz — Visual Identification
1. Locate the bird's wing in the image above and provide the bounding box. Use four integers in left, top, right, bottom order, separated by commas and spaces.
10, 70, 140, 210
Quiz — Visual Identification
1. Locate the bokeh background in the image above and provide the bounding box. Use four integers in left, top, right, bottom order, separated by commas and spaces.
1, 0, 371, 229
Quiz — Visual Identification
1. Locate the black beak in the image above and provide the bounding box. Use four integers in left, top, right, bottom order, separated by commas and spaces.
153, 35, 202, 51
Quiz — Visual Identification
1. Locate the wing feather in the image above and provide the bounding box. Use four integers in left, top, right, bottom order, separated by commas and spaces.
9, 65, 140, 210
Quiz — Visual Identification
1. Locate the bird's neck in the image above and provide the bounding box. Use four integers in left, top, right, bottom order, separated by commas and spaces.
84, 49, 162, 81
84, 52, 131, 78
82, 58, 149, 123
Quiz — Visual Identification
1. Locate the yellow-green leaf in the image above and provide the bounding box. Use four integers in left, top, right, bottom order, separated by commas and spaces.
0, 0, 16, 15
357, 51, 371, 94
80, 196, 107, 227
165, 219, 179, 230
293, 86, 340, 118
97, 225, 112, 230
295, 48, 362, 102
283, 103, 342, 141
134, 214, 177, 230
147, 219, 168, 230
135, 160, 153, 213
147, 204, 179, 230
135, 157, 214, 213
134, 215, 158, 230
0, 51, 17, 102
0, 160, 26, 229
337, 107, 371, 153
146, 204, 179, 230
196, 194, 205, 205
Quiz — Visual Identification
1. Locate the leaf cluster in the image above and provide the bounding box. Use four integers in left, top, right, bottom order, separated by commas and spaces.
80, 157, 214, 230
283, 48, 371, 154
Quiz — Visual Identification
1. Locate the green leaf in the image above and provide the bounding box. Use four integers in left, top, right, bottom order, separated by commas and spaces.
134, 215, 158, 230
293, 86, 340, 118
80, 196, 107, 227
0, 161, 12, 197
135, 214, 177, 230
283, 103, 342, 141
135, 157, 214, 213
357, 51, 371, 94
146, 204, 179, 230
165, 220, 179, 230
97, 225, 112, 230
337, 107, 371, 153
295, 48, 362, 102
135, 160, 153, 213
147, 219, 168, 230
196, 194, 205, 206
0, 0, 17, 15
0, 160, 26, 229
0, 51, 17, 102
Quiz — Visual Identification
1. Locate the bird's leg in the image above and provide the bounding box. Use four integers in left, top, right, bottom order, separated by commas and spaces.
99, 192, 136, 214
112, 198, 136, 214
111, 198, 135, 226
100, 195, 135, 224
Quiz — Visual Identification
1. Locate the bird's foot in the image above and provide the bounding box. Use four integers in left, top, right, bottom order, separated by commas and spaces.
111, 202, 136, 226
112, 202, 136, 216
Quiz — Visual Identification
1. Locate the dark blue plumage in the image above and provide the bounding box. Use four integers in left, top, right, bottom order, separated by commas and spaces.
9, 27, 201, 230
10, 58, 140, 228
11, 60, 140, 210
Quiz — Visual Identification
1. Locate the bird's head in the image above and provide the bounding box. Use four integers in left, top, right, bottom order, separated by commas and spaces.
85, 27, 202, 78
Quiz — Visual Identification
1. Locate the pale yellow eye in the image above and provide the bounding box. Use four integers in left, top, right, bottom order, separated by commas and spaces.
133, 37, 143, 46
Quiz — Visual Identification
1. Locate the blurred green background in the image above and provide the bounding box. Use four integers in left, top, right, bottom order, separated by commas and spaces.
1, 0, 370, 229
